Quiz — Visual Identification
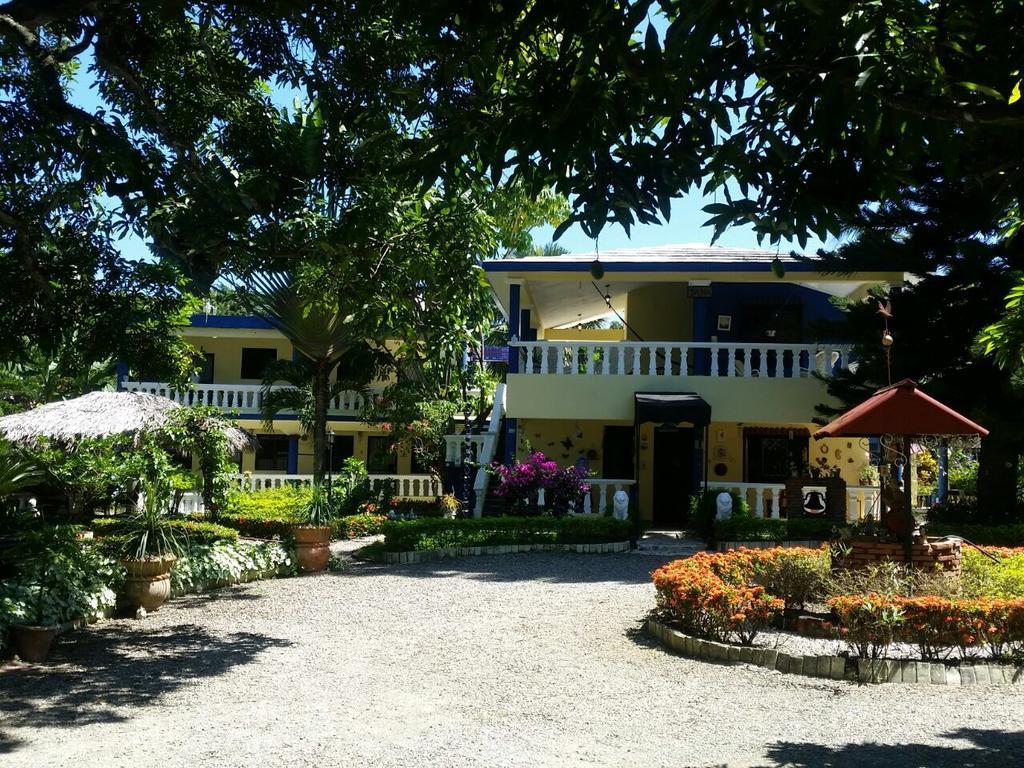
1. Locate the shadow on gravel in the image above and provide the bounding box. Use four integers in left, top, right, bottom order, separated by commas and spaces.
0, 623, 291, 737
340, 553, 672, 585
762, 728, 1024, 767
171, 585, 265, 609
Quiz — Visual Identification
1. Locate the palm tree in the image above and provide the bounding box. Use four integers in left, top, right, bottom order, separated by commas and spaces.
237, 272, 372, 484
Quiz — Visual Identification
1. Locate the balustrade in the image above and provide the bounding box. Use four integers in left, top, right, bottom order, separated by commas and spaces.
710, 482, 881, 522
512, 341, 852, 379
123, 381, 370, 416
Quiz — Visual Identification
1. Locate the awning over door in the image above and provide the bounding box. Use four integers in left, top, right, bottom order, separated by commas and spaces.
634, 392, 712, 426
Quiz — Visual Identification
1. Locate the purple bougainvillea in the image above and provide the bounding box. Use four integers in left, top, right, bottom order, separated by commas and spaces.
490, 451, 590, 516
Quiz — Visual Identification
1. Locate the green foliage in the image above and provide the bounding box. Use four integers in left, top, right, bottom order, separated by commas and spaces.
92, 517, 238, 547
170, 540, 295, 595
381, 516, 631, 552
748, 548, 831, 611
114, 481, 185, 560
376, 399, 457, 480
157, 406, 239, 519
690, 488, 750, 540
302, 484, 334, 528
0, 523, 120, 647
219, 483, 385, 539
962, 549, 1024, 599
0, 442, 40, 513
713, 517, 836, 544
927, 522, 1024, 547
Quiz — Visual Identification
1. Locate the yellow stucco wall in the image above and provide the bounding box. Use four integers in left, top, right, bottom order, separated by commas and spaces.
624, 284, 694, 341
514, 417, 871, 522
542, 328, 626, 341
506, 373, 837, 424
184, 334, 293, 385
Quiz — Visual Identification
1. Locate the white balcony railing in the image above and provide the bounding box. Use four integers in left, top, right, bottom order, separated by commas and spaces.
513, 341, 853, 379
123, 381, 370, 417
234, 472, 442, 500
536, 478, 636, 515
708, 482, 881, 522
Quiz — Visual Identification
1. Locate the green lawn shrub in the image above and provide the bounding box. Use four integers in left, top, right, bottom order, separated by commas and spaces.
690, 488, 750, 540
92, 517, 239, 546
927, 523, 1024, 547
170, 540, 295, 594
714, 516, 835, 543
381, 515, 631, 552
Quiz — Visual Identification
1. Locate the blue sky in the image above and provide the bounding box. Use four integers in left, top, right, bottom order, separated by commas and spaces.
532, 195, 828, 256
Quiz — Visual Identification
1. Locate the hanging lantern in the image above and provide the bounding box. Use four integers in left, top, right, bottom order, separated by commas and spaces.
590, 259, 604, 280
771, 255, 786, 279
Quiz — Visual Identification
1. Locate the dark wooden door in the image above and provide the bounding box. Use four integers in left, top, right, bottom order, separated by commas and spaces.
602, 426, 635, 480
653, 427, 694, 528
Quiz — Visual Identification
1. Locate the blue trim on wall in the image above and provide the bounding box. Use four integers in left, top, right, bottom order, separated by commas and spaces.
483, 260, 825, 274
507, 284, 521, 374
287, 436, 299, 474
503, 417, 518, 465
189, 314, 275, 329
115, 361, 129, 391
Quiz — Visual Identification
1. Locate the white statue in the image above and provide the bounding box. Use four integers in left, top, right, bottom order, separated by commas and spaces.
612, 490, 630, 521
715, 492, 733, 520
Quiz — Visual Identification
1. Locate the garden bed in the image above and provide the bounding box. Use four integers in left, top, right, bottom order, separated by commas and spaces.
380, 515, 632, 554
382, 540, 629, 564
650, 545, 1024, 675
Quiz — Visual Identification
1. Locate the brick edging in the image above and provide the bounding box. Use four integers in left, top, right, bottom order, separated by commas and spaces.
383, 540, 630, 564
645, 618, 1024, 686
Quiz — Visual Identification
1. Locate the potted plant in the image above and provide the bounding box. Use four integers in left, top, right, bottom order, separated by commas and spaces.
118, 480, 183, 614
292, 484, 333, 573
6, 524, 80, 663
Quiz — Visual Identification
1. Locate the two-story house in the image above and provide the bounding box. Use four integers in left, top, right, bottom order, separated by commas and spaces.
481, 244, 903, 526
119, 314, 441, 499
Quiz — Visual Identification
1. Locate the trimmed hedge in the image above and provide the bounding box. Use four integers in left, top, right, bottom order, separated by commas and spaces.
216, 509, 385, 541
928, 523, 1024, 547
92, 517, 239, 544
381, 516, 631, 552
691, 488, 750, 539
714, 516, 835, 543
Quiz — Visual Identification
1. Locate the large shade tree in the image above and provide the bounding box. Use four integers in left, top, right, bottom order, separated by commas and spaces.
813, 174, 1024, 517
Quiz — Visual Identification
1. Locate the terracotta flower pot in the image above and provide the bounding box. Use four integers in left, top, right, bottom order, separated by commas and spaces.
293, 526, 332, 573
122, 554, 177, 613
10, 624, 58, 663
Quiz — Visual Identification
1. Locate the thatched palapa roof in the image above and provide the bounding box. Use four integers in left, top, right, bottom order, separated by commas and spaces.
0, 391, 254, 453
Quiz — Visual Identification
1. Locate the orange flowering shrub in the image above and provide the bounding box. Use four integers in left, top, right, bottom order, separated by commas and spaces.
828, 593, 1024, 660
652, 547, 825, 645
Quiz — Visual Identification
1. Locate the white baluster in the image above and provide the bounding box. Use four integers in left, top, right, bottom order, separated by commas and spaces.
770, 487, 781, 519
631, 345, 640, 375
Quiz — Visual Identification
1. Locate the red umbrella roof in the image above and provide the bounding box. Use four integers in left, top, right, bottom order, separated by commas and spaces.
813, 379, 989, 439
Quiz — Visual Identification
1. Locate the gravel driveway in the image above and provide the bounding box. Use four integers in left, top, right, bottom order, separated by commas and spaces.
2, 552, 1023, 767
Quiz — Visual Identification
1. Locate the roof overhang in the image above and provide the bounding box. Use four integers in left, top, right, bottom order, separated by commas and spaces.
484, 246, 905, 329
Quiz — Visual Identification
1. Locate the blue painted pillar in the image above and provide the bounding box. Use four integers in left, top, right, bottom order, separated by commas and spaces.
937, 440, 949, 502
115, 361, 129, 391
507, 283, 521, 374
503, 418, 518, 466
287, 435, 299, 475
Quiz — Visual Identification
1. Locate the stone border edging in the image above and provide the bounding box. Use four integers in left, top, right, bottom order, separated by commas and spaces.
645, 618, 1024, 686
383, 540, 630, 564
